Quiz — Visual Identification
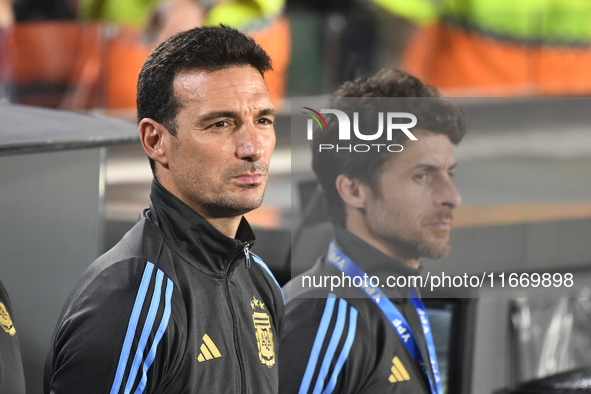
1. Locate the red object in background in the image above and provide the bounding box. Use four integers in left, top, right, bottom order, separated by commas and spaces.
1, 22, 102, 109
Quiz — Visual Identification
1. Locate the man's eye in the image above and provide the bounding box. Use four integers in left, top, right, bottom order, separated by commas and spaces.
257, 118, 273, 125
448, 171, 456, 177
207, 120, 231, 130
414, 173, 427, 181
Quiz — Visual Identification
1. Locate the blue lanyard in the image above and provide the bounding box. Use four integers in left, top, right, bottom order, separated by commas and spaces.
326, 242, 443, 394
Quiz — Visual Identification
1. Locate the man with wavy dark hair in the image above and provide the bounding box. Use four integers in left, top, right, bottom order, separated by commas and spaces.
280, 69, 466, 394
45, 25, 284, 394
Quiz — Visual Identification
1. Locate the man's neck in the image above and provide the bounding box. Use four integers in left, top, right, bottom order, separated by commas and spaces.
156, 178, 243, 239
345, 221, 421, 269
203, 216, 242, 239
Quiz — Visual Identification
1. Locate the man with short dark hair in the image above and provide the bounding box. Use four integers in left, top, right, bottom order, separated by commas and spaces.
279, 69, 466, 393
45, 25, 284, 394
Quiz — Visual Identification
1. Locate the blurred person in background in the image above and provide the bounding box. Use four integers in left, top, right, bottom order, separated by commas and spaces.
279, 68, 466, 393
77, 0, 289, 108
0, 278, 25, 393
78, 0, 283, 45
372, 0, 591, 95
11, 0, 76, 21
0, 0, 77, 25
0, 0, 15, 28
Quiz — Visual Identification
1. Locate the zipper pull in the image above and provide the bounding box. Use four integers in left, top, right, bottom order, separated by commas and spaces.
243, 242, 251, 269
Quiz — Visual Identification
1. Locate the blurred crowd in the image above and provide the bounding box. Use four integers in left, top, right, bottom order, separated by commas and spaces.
0, 0, 288, 110
2, 0, 591, 113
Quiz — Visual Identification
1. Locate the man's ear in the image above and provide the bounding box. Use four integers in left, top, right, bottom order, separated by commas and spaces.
335, 174, 369, 209
139, 118, 170, 167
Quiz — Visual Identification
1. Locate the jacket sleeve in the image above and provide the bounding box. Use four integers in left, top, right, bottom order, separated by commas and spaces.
45, 261, 180, 394
279, 294, 370, 394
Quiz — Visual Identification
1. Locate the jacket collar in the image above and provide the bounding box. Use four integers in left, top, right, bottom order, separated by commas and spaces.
147, 180, 256, 276
332, 226, 423, 298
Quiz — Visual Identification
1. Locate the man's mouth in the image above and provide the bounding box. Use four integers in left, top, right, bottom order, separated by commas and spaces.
233, 173, 263, 185
429, 220, 451, 230
426, 214, 453, 230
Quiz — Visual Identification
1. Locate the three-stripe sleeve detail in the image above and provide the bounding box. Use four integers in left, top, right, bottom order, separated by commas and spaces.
134, 277, 174, 394
299, 294, 337, 394
312, 299, 348, 394
323, 307, 358, 394
110, 262, 174, 394
299, 294, 358, 394
110, 263, 155, 394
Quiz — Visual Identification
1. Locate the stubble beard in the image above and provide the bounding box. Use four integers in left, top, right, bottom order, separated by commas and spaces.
415, 235, 451, 260
182, 162, 269, 219
367, 203, 452, 262
202, 186, 266, 218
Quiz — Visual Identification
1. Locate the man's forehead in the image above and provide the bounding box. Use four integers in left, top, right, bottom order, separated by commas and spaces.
387, 129, 456, 168
173, 66, 268, 97
404, 129, 453, 151
170, 67, 274, 121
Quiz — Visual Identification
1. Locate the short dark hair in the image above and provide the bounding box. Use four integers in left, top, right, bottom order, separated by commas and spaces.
136, 25, 273, 175
312, 68, 467, 227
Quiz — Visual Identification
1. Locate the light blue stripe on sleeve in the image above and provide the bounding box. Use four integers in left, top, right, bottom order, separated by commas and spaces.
312, 299, 348, 394
323, 307, 358, 394
251, 253, 284, 304
124, 269, 164, 393
133, 277, 174, 394
110, 262, 155, 394
298, 294, 337, 394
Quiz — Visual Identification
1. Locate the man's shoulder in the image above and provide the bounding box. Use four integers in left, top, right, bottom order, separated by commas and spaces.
283, 256, 330, 301
99, 213, 164, 266
281, 257, 398, 341
46, 219, 185, 394
66, 215, 173, 310
279, 279, 373, 394
280, 274, 433, 394
282, 258, 371, 331
283, 257, 375, 304
50, 256, 181, 359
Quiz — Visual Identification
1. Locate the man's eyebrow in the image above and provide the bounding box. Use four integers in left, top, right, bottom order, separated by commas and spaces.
413, 163, 458, 171
200, 111, 239, 123
199, 108, 276, 123
258, 108, 276, 117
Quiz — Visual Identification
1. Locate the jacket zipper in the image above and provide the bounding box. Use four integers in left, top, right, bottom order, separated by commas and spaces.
224, 243, 250, 394
243, 242, 251, 268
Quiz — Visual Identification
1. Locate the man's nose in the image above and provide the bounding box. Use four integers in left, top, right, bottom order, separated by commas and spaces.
236, 122, 266, 162
434, 176, 462, 209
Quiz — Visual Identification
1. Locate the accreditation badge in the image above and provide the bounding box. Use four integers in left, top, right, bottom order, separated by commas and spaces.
250, 296, 275, 368
0, 302, 16, 336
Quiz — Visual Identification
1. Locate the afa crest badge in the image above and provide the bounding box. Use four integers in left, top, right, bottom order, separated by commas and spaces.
251, 296, 275, 368
0, 302, 16, 336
